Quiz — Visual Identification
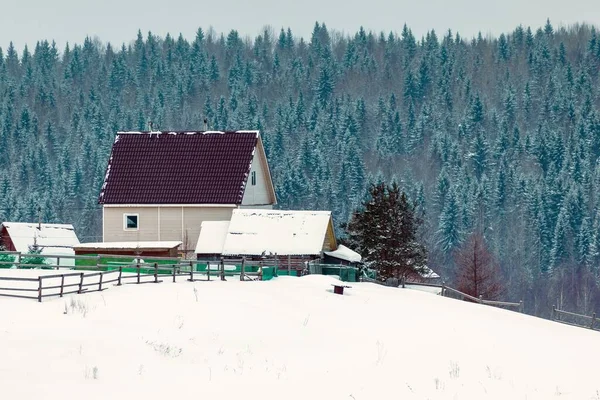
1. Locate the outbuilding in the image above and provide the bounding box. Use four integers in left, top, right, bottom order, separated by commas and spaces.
195, 209, 338, 267
0, 222, 80, 266
73, 241, 182, 258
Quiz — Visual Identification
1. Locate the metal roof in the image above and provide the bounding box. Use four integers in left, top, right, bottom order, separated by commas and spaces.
99, 131, 259, 205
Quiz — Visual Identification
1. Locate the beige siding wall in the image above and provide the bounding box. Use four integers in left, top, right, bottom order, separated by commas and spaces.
103, 207, 159, 242
182, 207, 234, 251
242, 149, 273, 206
159, 207, 181, 241
240, 204, 273, 210
103, 206, 234, 248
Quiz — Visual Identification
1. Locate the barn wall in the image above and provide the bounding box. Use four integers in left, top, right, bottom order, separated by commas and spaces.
0, 226, 15, 251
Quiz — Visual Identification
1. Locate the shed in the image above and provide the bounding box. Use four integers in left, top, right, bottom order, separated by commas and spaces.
0, 222, 80, 266
73, 241, 182, 258
98, 130, 276, 253
195, 221, 231, 259
195, 209, 337, 261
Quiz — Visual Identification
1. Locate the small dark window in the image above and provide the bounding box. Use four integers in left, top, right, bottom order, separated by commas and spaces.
125, 214, 138, 230
251, 171, 256, 186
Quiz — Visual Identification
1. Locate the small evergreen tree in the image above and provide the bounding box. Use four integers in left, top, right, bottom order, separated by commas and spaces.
21, 236, 47, 268
345, 182, 427, 281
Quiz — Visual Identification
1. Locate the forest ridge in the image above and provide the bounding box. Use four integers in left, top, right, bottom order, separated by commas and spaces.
0, 21, 599, 316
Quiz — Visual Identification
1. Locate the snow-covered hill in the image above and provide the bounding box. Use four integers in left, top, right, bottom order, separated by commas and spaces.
1, 273, 598, 400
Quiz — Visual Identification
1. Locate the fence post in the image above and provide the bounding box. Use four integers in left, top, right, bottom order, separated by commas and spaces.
96, 255, 101, 270
441, 283, 445, 297
60, 275, 65, 297
519, 300, 524, 313
189, 261, 194, 282
287, 254, 291, 276
16, 252, 22, 266
37, 276, 43, 302
117, 266, 123, 286
98, 272, 104, 291
78, 273, 84, 294
478, 294, 483, 304
172, 264, 176, 283
591, 313, 596, 330
401, 276, 406, 288
274, 253, 278, 277
552, 305, 556, 321
207, 261, 211, 281
57, 256, 60, 269
240, 257, 246, 281
136, 262, 141, 284
154, 263, 159, 283
220, 257, 225, 281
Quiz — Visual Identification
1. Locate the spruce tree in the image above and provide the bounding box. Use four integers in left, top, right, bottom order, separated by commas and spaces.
345, 182, 427, 281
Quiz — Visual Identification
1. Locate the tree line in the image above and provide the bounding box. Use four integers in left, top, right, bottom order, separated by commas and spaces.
0, 20, 599, 316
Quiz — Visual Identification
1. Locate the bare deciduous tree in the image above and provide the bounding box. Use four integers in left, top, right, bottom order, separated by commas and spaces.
454, 232, 504, 300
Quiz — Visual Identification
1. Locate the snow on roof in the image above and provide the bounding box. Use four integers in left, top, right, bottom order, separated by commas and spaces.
218, 209, 334, 256
1, 222, 80, 256
419, 266, 440, 279
363, 260, 440, 279
73, 241, 182, 250
195, 221, 230, 254
324, 244, 362, 263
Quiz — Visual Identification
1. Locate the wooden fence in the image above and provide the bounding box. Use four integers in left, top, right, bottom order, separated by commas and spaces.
363, 273, 600, 332
552, 306, 598, 331
406, 279, 525, 313
0, 252, 294, 302
360, 272, 524, 313
0, 270, 120, 302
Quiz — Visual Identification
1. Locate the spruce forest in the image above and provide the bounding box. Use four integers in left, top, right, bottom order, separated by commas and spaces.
1, 21, 600, 316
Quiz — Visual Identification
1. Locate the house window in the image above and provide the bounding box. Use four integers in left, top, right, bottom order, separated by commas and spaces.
124, 214, 139, 230
251, 171, 256, 186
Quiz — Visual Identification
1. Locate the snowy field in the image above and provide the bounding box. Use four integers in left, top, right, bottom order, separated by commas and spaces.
1, 272, 599, 400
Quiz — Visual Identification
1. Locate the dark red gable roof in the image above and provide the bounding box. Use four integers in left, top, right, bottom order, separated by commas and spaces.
99, 131, 259, 204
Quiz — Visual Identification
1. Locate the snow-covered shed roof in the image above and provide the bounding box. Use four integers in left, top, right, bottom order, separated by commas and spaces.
73, 241, 182, 251
196, 209, 337, 256
419, 266, 440, 279
1, 222, 80, 254
363, 260, 440, 280
195, 221, 230, 254
324, 244, 362, 263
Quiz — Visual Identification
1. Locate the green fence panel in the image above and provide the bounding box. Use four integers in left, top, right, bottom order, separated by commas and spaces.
316, 265, 360, 282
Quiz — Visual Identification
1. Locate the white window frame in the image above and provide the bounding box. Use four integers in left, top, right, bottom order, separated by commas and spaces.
123, 213, 140, 231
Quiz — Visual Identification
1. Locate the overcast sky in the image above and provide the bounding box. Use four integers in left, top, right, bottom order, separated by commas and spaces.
1, 0, 599, 53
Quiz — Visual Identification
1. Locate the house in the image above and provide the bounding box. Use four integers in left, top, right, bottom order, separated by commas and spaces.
410, 266, 441, 283
73, 241, 182, 258
0, 222, 80, 266
98, 130, 276, 255
195, 209, 338, 263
